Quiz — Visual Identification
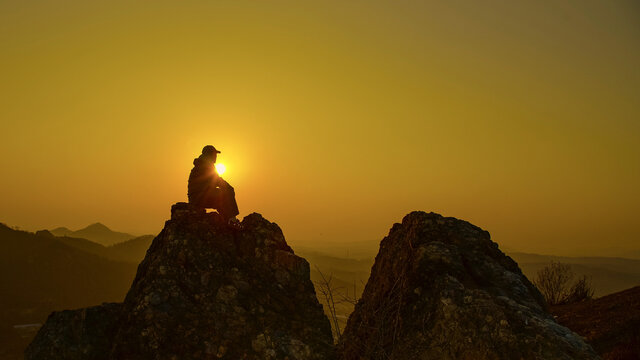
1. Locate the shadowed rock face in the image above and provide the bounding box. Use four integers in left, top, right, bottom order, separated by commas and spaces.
26, 203, 334, 360
339, 211, 599, 360
25, 303, 122, 360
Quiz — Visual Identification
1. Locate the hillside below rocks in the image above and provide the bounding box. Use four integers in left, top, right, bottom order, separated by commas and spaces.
26, 203, 334, 360
552, 286, 640, 359
339, 211, 599, 360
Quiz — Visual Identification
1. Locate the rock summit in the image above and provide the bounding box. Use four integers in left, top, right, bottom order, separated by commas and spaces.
339, 211, 599, 360
27, 203, 334, 360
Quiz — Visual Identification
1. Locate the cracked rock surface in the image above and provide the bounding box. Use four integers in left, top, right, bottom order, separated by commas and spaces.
338, 211, 599, 360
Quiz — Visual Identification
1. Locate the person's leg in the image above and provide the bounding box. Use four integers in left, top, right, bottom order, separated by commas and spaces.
227, 185, 239, 218
219, 184, 239, 220
201, 187, 219, 209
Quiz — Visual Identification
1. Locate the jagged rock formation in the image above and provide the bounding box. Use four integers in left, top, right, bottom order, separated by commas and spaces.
339, 211, 599, 360
26, 203, 334, 360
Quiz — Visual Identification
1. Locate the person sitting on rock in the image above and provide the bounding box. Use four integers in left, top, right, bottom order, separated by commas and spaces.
188, 145, 240, 224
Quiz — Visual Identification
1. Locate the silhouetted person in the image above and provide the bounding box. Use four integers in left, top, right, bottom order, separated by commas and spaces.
188, 145, 239, 223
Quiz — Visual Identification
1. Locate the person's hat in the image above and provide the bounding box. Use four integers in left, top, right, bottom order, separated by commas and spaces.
202, 145, 221, 154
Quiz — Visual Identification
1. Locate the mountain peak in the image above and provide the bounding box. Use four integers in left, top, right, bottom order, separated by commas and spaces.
49, 226, 72, 236
27, 203, 334, 359
50, 222, 136, 246
82, 222, 111, 232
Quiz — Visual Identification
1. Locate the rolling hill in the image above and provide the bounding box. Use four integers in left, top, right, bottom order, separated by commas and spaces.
0, 223, 141, 359
49, 222, 137, 246
50, 233, 155, 264
0, 224, 138, 324
551, 286, 640, 359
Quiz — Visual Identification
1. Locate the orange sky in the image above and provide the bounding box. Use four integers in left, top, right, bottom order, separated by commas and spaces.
1, 0, 638, 257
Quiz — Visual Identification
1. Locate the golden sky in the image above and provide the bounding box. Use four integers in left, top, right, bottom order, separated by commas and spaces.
1, 0, 638, 256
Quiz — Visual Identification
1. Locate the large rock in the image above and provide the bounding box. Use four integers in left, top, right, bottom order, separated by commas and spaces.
27, 203, 334, 359
25, 303, 122, 360
339, 211, 599, 360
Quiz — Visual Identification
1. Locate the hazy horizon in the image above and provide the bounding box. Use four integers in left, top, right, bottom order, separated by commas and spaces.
1, 0, 638, 258
8, 217, 639, 260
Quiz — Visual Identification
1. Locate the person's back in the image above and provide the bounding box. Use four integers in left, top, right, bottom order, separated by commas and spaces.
188, 153, 218, 206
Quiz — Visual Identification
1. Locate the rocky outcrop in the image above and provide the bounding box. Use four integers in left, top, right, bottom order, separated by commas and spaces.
25, 303, 122, 360
339, 211, 599, 360
26, 203, 334, 359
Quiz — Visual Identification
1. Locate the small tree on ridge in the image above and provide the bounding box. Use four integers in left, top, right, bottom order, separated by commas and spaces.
533, 261, 594, 305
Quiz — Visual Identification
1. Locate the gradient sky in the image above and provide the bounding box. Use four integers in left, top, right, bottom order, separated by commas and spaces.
1, 0, 638, 257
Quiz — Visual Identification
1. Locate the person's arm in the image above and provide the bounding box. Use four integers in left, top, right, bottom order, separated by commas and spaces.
217, 177, 231, 188
211, 170, 227, 188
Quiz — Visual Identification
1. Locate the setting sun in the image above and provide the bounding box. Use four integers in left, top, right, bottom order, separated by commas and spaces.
215, 163, 226, 175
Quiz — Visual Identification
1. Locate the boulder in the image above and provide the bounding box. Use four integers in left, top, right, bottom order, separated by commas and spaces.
25, 303, 122, 360
339, 211, 599, 360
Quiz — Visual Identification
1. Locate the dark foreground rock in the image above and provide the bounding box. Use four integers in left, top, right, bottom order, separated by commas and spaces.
27, 203, 334, 360
339, 211, 599, 360
25, 303, 122, 360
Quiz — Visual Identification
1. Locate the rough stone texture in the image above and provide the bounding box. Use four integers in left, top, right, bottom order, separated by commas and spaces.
27, 203, 334, 360
339, 211, 599, 360
25, 303, 122, 360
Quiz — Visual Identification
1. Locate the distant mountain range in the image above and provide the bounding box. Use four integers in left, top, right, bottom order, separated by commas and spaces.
0, 223, 138, 324
49, 222, 138, 246
47, 232, 155, 264
0, 222, 155, 359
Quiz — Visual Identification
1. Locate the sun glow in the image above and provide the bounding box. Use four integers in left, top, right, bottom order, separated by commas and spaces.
215, 163, 226, 175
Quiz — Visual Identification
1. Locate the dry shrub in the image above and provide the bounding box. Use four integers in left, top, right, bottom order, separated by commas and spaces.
565, 275, 595, 304
534, 262, 594, 305
314, 267, 343, 342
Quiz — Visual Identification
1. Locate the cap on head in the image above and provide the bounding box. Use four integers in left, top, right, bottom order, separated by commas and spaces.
202, 145, 221, 155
